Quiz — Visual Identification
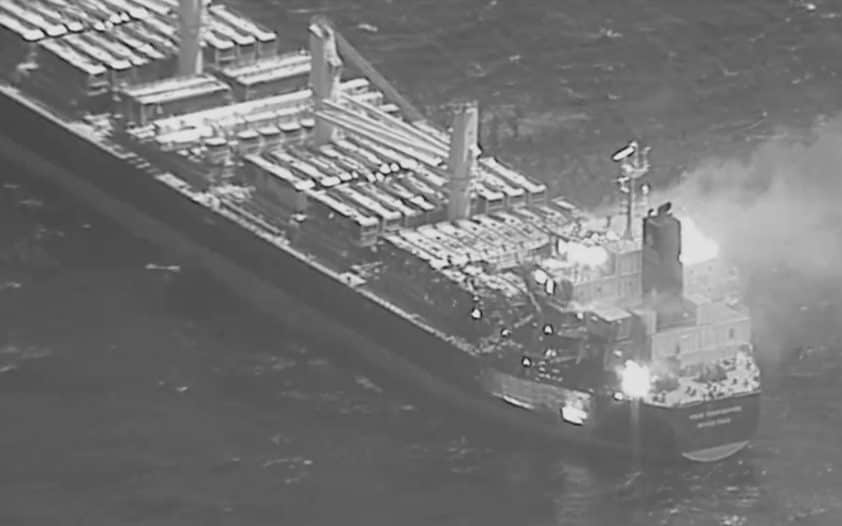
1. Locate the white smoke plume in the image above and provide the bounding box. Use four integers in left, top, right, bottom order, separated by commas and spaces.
649, 115, 842, 359
653, 116, 842, 281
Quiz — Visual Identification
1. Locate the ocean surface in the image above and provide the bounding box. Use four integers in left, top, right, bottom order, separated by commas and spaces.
3, 0, 842, 524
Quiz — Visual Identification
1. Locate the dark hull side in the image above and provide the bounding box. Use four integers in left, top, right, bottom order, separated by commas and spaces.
0, 88, 756, 462
591, 393, 761, 462
481, 369, 761, 461
655, 392, 761, 462
0, 88, 478, 386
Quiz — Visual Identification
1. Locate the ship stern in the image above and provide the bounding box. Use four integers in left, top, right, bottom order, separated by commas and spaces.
646, 392, 761, 462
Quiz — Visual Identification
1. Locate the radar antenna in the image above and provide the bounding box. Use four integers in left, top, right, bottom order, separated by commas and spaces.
612, 141, 651, 240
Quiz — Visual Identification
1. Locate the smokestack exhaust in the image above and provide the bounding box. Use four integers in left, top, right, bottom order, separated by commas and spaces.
178, 0, 205, 76
447, 101, 479, 221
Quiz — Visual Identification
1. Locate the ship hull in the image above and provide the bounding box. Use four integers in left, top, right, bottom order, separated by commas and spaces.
654, 392, 761, 462
590, 393, 761, 462
0, 86, 758, 462
481, 369, 761, 461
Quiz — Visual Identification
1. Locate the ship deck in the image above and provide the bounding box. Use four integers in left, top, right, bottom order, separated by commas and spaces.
0, 0, 760, 406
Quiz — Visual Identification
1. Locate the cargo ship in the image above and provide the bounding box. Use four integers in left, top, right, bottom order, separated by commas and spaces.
0, 0, 760, 462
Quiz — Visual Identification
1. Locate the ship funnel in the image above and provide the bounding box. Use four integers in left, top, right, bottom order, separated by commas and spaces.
641, 202, 684, 300
447, 101, 479, 221
178, 0, 206, 76
309, 16, 343, 144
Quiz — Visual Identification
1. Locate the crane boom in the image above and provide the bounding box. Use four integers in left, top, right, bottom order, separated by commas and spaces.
331, 26, 427, 125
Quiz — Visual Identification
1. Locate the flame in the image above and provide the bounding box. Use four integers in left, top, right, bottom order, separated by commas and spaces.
680, 216, 720, 265
560, 241, 609, 268
620, 360, 652, 399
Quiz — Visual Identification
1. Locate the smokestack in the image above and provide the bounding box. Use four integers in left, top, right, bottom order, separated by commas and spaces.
178, 0, 205, 76
309, 16, 343, 145
447, 101, 479, 221
641, 202, 684, 299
